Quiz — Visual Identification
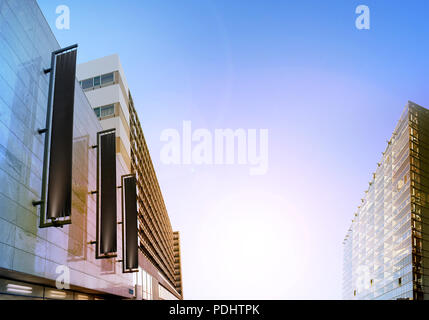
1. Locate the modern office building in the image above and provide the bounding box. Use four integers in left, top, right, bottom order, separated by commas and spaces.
343, 101, 429, 300
0, 0, 181, 300
76, 55, 183, 299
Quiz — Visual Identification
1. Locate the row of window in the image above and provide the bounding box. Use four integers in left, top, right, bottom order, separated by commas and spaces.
79, 72, 115, 90
133, 268, 178, 300
0, 278, 103, 300
353, 276, 407, 297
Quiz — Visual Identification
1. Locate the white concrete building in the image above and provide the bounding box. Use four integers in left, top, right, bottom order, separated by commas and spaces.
76, 54, 131, 174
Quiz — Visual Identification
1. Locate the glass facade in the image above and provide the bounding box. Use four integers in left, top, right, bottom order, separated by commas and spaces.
142, 269, 153, 300
409, 105, 429, 299
0, 0, 134, 299
343, 102, 429, 300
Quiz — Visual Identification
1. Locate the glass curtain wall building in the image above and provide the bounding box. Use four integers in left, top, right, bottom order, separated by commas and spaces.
343, 101, 429, 300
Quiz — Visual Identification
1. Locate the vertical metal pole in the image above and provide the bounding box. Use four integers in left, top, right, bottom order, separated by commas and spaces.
39, 51, 56, 227
121, 175, 125, 273
96, 131, 100, 258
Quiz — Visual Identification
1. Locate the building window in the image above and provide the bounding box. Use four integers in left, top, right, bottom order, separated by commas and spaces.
75, 294, 90, 300
142, 270, 153, 300
93, 104, 115, 118
398, 277, 402, 286
81, 78, 93, 89
100, 104, 115, 117
93, 75, 101, 86
101, 72, 114, 85
93, 107, 101, 118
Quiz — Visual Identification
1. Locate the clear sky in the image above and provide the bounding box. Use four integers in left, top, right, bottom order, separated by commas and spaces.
38, 0, 429, 299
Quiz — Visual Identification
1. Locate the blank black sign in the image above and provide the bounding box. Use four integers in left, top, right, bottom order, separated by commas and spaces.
123, 175, 138, 271
99, 131, 117, 254
46, 50, 77, 219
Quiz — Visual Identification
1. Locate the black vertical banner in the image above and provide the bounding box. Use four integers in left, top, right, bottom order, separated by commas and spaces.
98, 130, 117, 256
46, 49, 77, 219
122, 175, 139, 272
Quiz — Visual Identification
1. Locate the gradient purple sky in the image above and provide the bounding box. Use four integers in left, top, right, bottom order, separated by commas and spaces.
38, 0, 429, 299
